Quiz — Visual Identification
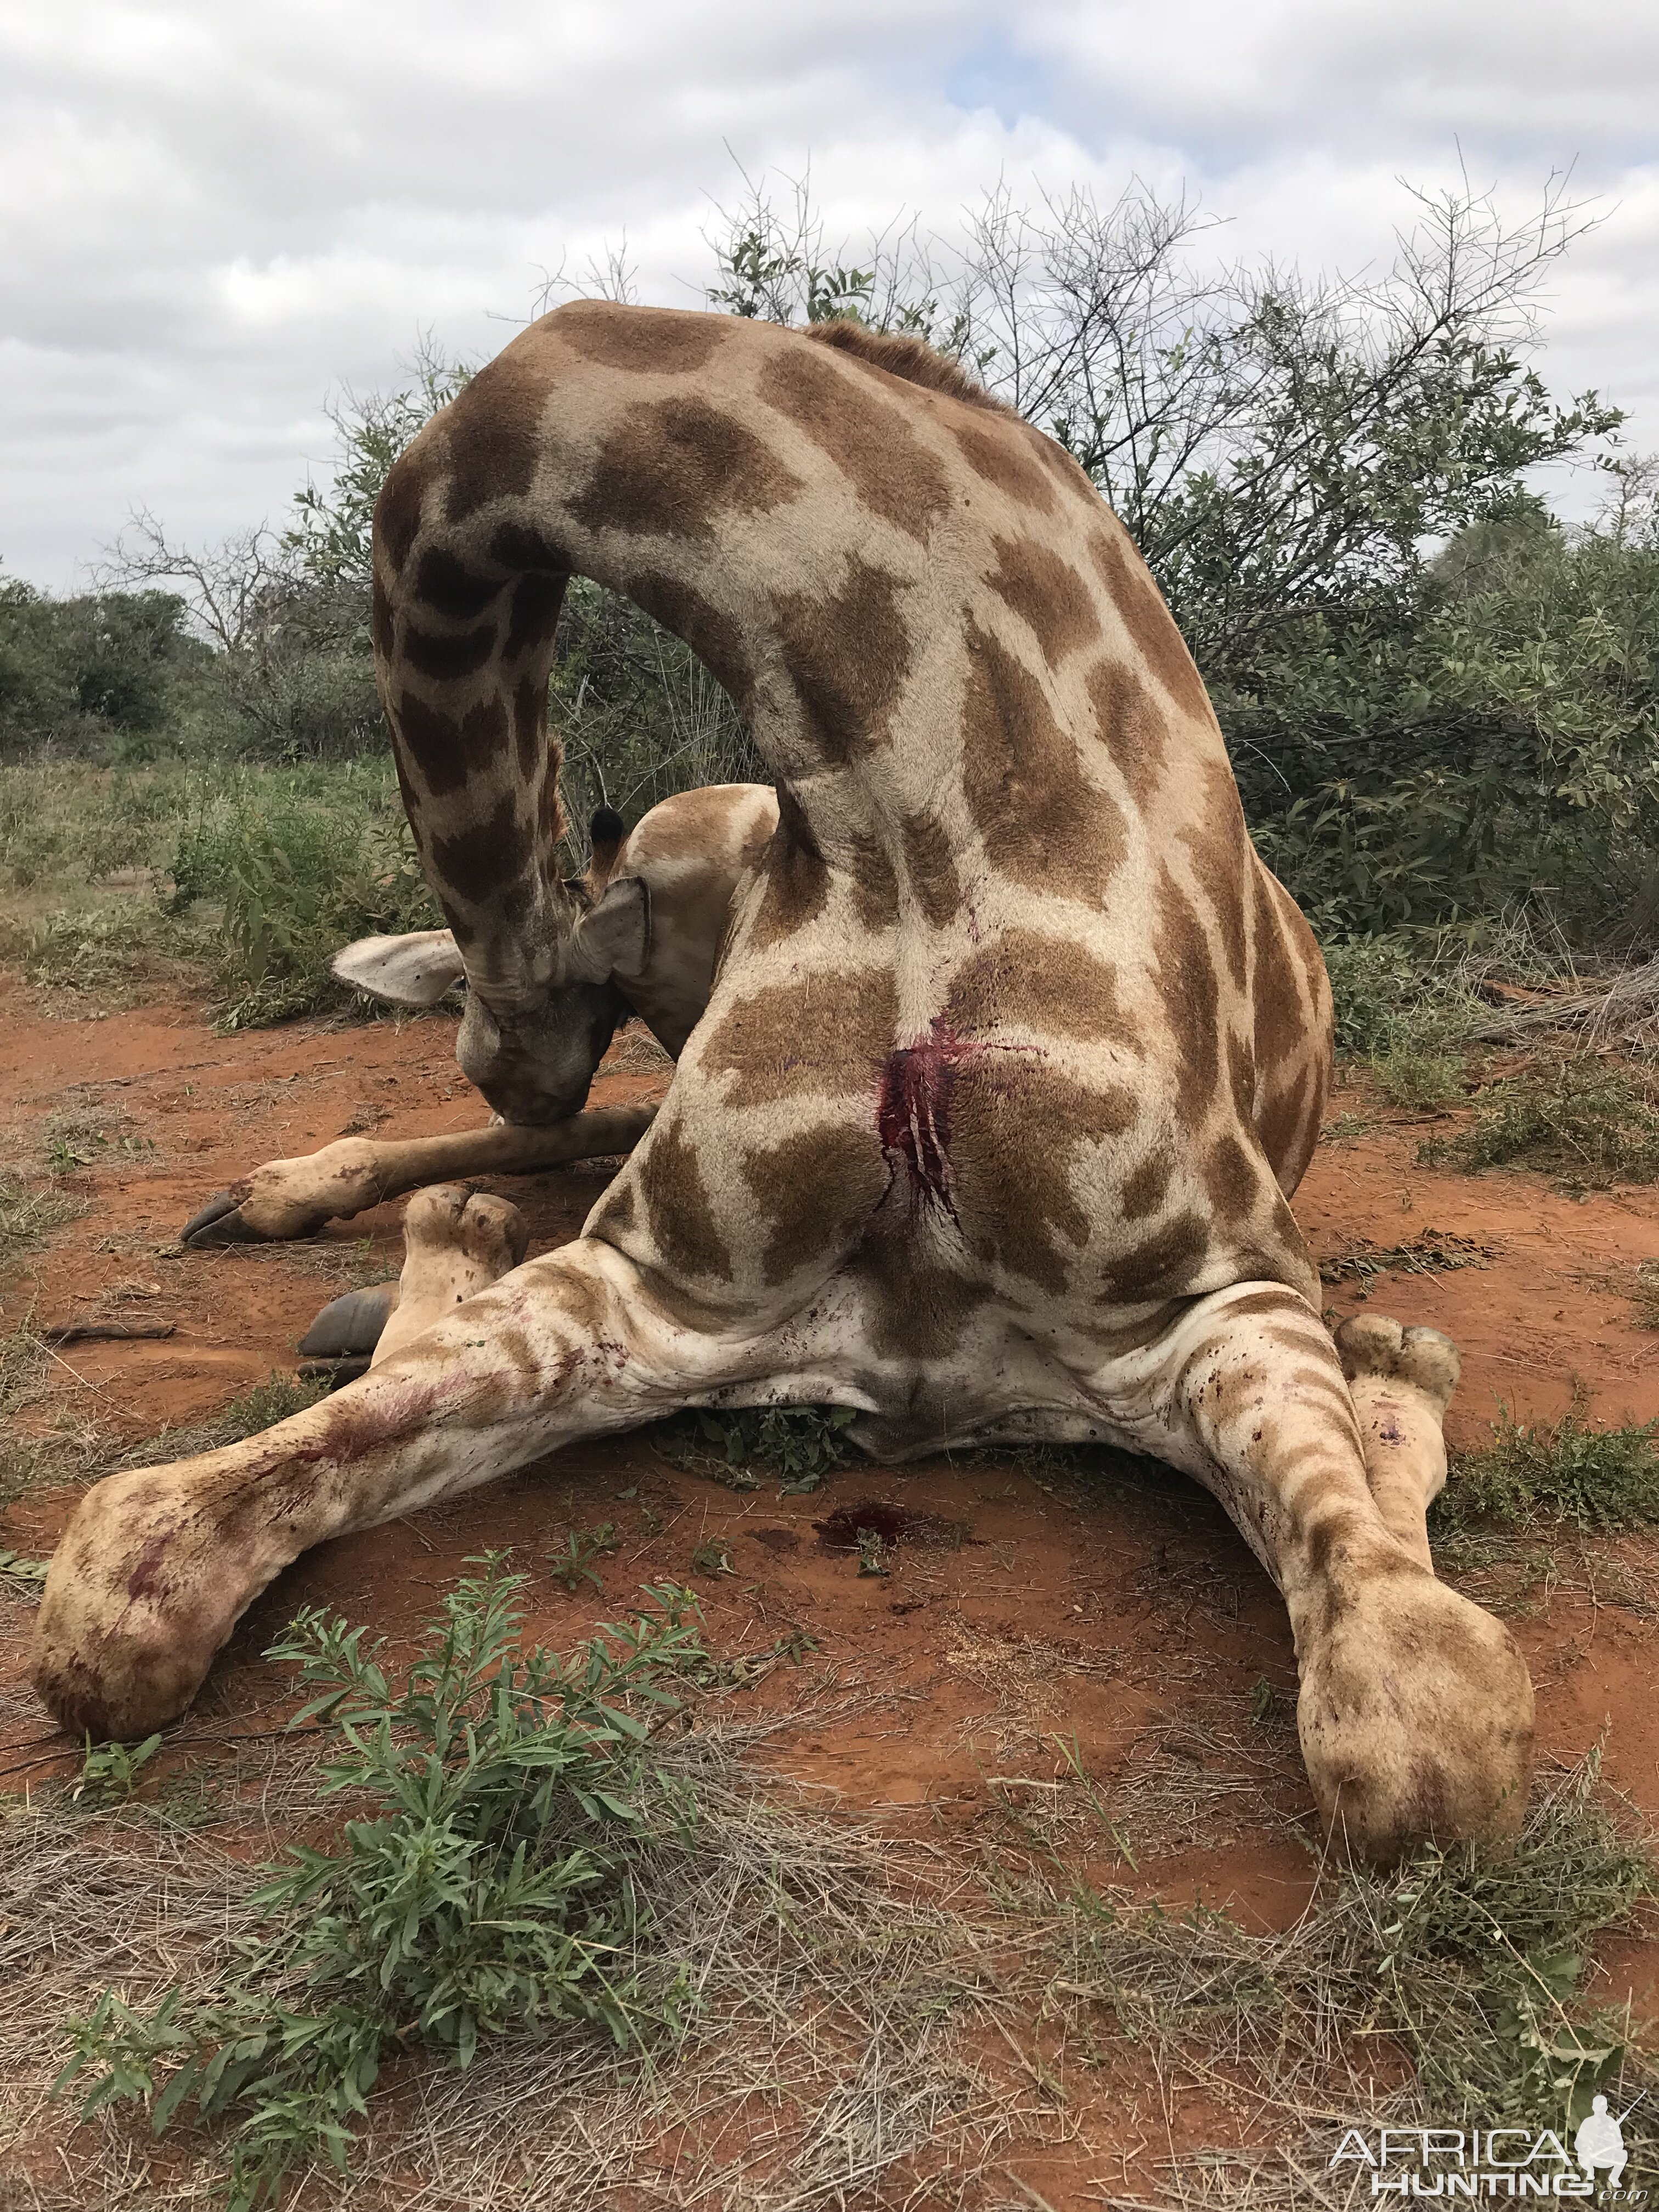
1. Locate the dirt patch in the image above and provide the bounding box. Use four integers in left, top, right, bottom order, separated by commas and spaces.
2, 985, 1659, 2203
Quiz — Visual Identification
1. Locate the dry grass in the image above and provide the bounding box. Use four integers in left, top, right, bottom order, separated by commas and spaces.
1472, 956, 1659, 1054
0, 1694, 1034, 2210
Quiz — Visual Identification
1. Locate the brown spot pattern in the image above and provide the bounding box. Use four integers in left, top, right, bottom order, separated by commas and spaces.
375, 458, 426, 573
635, 1114, 732, 1280
1084, 657, 1168, 808
699, 967, 897, 1107
441, 354, 549, 526
1107, 1209, 1211, 1302
986, 534, 1102, 663
1204, 1131, 1262, 1221
944, 928, 1133, 1047
960, 622, 1124, 904
1119, 1146, 1174, 1221
744, 1122, 887, 1285
758, 346, 951, 541
512, 675, 544, 780
949, 420, 1057, 511
415, 549, 502, 622
776, 557, 912, 764
1149, 864, 1221, 1127
569, 396, 803, 541
403, 620, 497, 682
371, 577, 395, 661
1090, 526, 1212, 725
431, 794, 528, 905
847, 1239, 987, 1363
553, 301, 731, 374
395, 694, 507, 800
588, 1179, 637, 1240
746, 785, 831, 951
951, 1057, 1137, 1293
488, 521, 567, 572
503, 571, 566, 661
629, 569, 754, 708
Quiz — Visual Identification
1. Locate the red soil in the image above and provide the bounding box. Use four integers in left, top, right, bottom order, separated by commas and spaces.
2, 975, 1657, 2203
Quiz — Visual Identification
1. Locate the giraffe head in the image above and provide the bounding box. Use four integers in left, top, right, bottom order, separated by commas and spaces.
452, 833, 649, 1124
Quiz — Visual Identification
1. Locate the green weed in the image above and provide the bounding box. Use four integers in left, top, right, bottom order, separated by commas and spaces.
56, 1557, 708, 2209
1319, 1228, 1492, 1296
1423, 1057, 1659, 1189
664, 1403, 860, 1496
1372, 1042, 1468, 1110
0, 1545, 51, 1599
1434, 1401, 1659, 1536
1, 901, 208, 1003
170, 774, 439, 1026
547, 1522, 621, 1594
689, 1537, 736, 1578
72, 1733, 163, 1807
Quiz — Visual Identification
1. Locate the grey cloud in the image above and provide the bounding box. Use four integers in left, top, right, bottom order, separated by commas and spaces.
2, 0, 1654, 585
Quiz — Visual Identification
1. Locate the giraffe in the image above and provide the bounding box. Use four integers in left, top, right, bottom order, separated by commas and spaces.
32, 303, 1533, 1862
177, 783, 778, 1248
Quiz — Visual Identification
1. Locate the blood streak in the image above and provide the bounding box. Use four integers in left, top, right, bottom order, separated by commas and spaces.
876, 1018, 983, 1217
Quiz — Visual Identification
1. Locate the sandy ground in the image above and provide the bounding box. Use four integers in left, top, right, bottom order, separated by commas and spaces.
1, 972, 1657, 2204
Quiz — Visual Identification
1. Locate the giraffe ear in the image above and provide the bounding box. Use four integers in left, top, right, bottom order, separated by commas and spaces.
331, 929, 467, 1007
567, 874, 651, 985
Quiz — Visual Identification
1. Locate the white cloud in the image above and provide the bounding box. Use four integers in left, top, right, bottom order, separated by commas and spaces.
1, 0, 1654, 586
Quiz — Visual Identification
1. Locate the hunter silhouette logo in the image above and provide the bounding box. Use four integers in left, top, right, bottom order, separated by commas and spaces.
1576, 2098, 1634, 2189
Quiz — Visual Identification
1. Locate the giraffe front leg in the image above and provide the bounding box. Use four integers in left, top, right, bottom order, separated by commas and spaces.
181, 1107, 656, 1246
30, 1236, 740, 1742
1109, 1285, 1533, 1861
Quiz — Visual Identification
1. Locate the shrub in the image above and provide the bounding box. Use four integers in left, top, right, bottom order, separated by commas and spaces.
1424, 1057, 1659, 1188
665, 1403, 860, 1494
1434, 1402, 1659, 1534
168, 769, 441, 1024
57, 1558, 707, 2209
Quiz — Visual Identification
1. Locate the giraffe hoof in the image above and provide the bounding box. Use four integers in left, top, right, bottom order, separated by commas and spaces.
181, 1190, 266, 1247
1335, 1313, 1460, 1414
298, 1284, 398, 1361
1297, 1559, 1533, 1863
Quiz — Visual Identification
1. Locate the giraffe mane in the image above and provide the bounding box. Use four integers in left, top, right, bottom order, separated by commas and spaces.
802, 319, 1009, 413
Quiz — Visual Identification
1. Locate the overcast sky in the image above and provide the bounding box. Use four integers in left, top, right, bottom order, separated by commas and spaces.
2, 0, 1655, 591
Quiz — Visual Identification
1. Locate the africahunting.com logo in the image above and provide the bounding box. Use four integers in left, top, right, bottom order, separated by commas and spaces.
1330, 2102, 1645, 2197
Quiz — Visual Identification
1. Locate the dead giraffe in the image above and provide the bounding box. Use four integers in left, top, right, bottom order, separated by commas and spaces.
33, 303, 1533, 1861
179, 783, 779, 1246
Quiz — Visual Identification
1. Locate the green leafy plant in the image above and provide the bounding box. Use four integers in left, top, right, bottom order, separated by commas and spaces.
57, 1556, 707, 2208
689, 1537, 735, 1578
72, 1731, 163, 1805
1423, 1057, 1659, 1189
854, 1527, 890, 1578
1434, 1401, 1659, 1535
547, 1522, 621, 1594
167, 771, 440, 1026
670, 1404, 860, 1496
1319, 1228, 1492, 1297
0, 1544, 52, 1600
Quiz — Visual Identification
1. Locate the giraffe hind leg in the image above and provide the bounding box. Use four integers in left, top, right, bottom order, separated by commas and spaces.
1097, 1283, 1533, 1861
